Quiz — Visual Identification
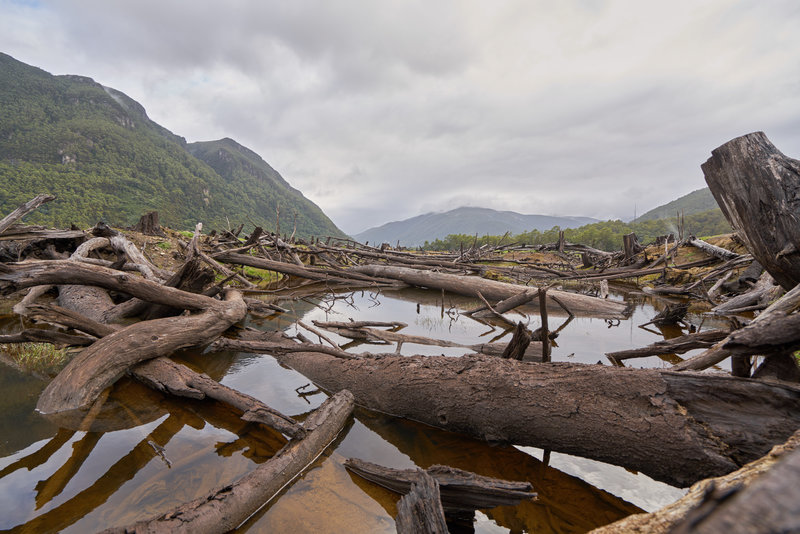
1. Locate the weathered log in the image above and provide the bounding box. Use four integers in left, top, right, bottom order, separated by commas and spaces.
606, 329, 729, 361
36, 289, 246, 413
712, 271, 781, 315
344, 458, 535, 511
273, 351, 800, 487
131, 357, 303, 438
702, 132, 800, 290
589, 430, 800, 534
0, 260, 222, 311
673, 283, 800, 371
0, 329, 95, 347
500, 322, 532, 360
395, 470, 449, 534
668, 436, 800, 533
349, 264, 629, 318
101, 390, 354, 534
0, 193, 55, 234
724, 311, 800, 357
687, 237, 742, 262
215, 250, 402, 287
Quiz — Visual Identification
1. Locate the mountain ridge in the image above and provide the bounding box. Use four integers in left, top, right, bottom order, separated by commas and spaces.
0, 52, 346, 238
353, 206, 598, 247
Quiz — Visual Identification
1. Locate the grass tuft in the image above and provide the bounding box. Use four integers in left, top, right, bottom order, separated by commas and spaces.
0, 343, 71, 376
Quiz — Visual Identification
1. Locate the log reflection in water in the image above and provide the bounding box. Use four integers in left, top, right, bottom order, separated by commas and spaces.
352, 407, 642, 534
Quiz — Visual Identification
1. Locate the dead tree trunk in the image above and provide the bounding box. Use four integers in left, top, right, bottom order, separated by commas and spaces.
702, 132, 800, 290
132, 211, 166, 237
350, 264, 629, 318
395, 471, 449, 534
273, 351, 800, 487
0, 193, 55, 234
36, 289, 246, 413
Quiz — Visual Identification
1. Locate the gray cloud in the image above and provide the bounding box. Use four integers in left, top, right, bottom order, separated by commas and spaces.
2, 0, 799, 234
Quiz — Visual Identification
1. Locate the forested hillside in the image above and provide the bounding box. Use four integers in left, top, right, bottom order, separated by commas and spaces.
422, 208, 731, 251
635, 187, 719, 221
0, 53, 345, 238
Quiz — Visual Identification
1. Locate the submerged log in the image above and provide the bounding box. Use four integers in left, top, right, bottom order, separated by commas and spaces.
36, 289, 246, 413
344, 458, 535, 511
102, 390, 354, 534
274, 351, 800, 487
395, 471, 449, 534
702, 132, 800, 290
350, 264, 629, 318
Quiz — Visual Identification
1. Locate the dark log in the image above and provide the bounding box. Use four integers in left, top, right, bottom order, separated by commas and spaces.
642, 303, 689, 327
344, 458, 535, 511
606, 329, 729, 361
132, 211, 166, 237
668, 437, 800, 534
0, 329, 95, 347
673, 283, 800, 371
274, 351, 800, 487
622, 233, 642, 262
0, 193, 55, 234
751, 352, 800, 383
350, 264, 629, 318
101, 390, 354, 534
36, 289, 246, 413
591, 430, 800, 534
395, 470, 449, 534
472, 288, 538, 318
500, 322, 532, 360
712, 272, 781, 315
724, 311, 800, 357
702, 132, 800, 290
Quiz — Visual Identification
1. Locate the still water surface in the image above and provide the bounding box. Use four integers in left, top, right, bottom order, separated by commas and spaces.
0, 286, 714, 533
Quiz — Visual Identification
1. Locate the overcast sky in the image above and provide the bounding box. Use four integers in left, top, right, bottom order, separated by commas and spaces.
2, 1, 799, 234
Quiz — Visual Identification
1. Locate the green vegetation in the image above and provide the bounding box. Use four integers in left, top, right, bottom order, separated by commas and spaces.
635, 187, 718, 222
0, 53, 346, 239
0, 343, 70, 376
241, 265, 282, 285
422, 208, 731, 252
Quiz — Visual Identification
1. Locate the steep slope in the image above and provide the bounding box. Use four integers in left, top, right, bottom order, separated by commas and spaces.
187, 138, 342, 239
0, 53, 346, 238
635, 187, 720, 222
353, 207, 597, 247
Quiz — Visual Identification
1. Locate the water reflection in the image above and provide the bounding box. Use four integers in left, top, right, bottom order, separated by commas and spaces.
0, 286, 705, 533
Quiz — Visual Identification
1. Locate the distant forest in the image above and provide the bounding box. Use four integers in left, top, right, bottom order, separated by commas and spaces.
421, 208, 730, 252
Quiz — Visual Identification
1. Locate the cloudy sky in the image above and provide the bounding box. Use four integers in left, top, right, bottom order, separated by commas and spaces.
2, 1, 799, 234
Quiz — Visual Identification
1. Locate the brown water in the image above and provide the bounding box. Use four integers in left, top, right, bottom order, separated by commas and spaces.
0, 286, 721, 533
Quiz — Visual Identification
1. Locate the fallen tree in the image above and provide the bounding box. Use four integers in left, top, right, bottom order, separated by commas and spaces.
349, 264, 629, 318
273, 350, 800, 487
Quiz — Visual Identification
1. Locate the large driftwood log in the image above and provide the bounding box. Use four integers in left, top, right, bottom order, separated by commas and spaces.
668, 435, 800, 533
350, 264, 629, 318
274, 351, 800, 487
589, 430, 800, 534
36, 289, 246, 413
687, 237, 742, 262
102, 390, 354, 534
702, 132, 800, 290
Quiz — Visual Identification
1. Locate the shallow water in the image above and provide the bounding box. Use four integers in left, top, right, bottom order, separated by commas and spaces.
0, 285, 713, 533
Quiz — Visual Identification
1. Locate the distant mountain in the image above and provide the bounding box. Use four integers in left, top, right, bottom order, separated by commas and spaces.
635, 188, 720, 222
0, 52, 346, 238
353, 207, 598, 247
